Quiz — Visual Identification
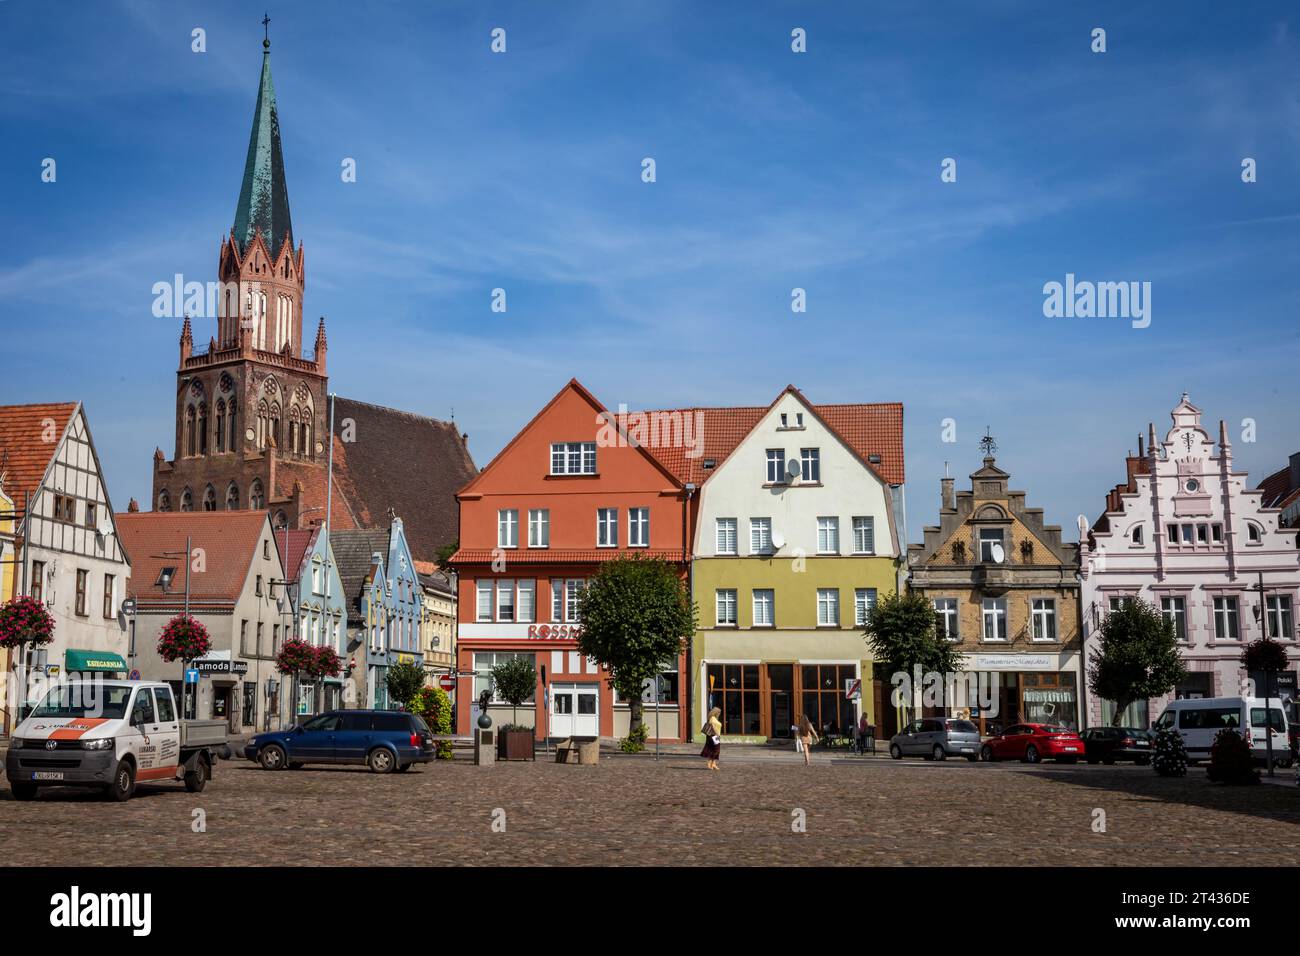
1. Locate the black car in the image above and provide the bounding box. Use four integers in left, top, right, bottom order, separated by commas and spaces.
1081, 726, 1152, 765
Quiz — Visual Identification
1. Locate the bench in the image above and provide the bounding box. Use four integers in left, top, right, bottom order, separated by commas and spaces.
555, 736, 600, 765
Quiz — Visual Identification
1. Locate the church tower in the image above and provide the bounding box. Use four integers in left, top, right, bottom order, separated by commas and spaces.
153, 28, 329, 528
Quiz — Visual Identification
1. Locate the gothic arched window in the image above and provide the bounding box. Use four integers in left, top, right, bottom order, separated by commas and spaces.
249, 479, 264, 510
257, 400, 269, 449
197, 402, 208, 455
214, 399, 226, 453
226, 482, 240, 510
273, 509, 288, 530
180, 488, 194, 512
184, 406, 196, 457
202, 485, 217, 511
158, 490, 171, 513
269, 402, 281, 448
228, 402, 238, 450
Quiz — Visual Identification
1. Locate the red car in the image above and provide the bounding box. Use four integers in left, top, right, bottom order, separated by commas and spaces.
979, 723, 1084, 764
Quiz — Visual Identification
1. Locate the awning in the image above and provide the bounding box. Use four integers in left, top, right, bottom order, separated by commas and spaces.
65, 649, 128, 673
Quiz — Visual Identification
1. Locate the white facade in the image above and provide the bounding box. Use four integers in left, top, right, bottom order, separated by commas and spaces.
15, 406, 131, 696
692, 391, 900, 562
1080, 395, 1300, 725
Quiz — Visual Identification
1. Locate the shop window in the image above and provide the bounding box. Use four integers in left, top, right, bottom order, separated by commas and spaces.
1021, 673, 1078, 730
707, 663, 761, 735
799, 664, 855, 737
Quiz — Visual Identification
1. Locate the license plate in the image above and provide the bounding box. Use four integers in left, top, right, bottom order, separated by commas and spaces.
1063, 746, 1078, 752
1136, 741, 1149, 747
32, 771, 63, 781
961, 748, 974, 752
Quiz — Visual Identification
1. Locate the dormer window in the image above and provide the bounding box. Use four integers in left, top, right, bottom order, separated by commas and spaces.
978, 528, 1004, 562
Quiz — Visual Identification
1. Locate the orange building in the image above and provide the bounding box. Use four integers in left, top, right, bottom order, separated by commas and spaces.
449, 380, 693, 742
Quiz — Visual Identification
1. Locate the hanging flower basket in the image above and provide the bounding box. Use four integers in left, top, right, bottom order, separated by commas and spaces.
312, 644, 342, 679
156, 614, 211, 663
0, 596, 56, 650
275, 637, 317, 676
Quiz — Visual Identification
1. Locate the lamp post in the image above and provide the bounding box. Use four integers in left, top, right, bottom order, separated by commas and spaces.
1251, 571, 1276, 778
156, 536, 193, 717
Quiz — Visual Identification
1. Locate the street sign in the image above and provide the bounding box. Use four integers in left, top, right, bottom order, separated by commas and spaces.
845, 678, 862, 701
184, 668, 200, 684
438, 674, 456, 692
128, 669, 141, 681
120, 597, 136, 615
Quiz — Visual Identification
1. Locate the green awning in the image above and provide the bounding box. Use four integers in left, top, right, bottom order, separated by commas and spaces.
65, 649, 128, 673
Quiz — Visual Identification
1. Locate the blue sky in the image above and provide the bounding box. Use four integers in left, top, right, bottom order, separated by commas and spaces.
2, 0, 1297, 536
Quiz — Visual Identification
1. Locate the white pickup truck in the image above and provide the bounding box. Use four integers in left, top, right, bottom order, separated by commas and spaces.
5, 679, 228, 801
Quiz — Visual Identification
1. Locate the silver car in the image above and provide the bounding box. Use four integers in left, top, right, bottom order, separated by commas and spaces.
889, 718, 982, 762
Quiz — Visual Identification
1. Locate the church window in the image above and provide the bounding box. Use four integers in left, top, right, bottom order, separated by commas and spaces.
203, 485, 217, 511
184, 406, 196, 457
197, 402, 208, 455
180, 488, 194, 512
226, 483, 240, 510
250, 479, 265, 510
215, 400, 226, 452
158, 490, 171, 512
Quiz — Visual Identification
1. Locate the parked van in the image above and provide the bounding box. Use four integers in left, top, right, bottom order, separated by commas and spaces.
1153, 696, 1291, 767
5, 680, 228, 801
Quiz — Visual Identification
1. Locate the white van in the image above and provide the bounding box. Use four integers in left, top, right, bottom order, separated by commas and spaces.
5, 680, 228, 801
1154, 696, 1291, 767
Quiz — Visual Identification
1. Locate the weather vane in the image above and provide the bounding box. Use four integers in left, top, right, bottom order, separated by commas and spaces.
979, 427, 997, 457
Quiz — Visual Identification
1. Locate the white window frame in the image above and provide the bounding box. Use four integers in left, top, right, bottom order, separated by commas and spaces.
564, 579, 584, 622
528, 509, 550, 548
716, 518, 738, 555
934, 598, 959, 641
497, 509, 519, 549
517, 579, 536, 624
816, 588, 839, 627
982, 598, 1007, 642
1213, 596, 1240, 640
854, 588, 877, 627
765, 449, 784, 484
597, 508, 618, 548
1267, 595, 1294, 640
749, 518, 773, 555
817, 516, 839, 555
752, 589, 774, 627
628, 507, 650, 548
716, 589, 737, 626
852, 516, 875, 554
496, 578, 515, 622
550, 441, 597, 475
978, 528, 1004, 562
800, 447, 820, 482
476, 580, 493, 622
1161, 596, 1188, 642
1031, 598, 1057, 642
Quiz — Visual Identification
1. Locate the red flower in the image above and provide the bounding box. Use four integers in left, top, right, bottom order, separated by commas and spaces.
156, 614, 211, 663
0, 597, 55, 650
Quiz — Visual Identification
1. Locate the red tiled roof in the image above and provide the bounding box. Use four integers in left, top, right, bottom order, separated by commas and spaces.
636, 393, 904, 486
449, 548, 688, 565
0, 403, 77, 507
116, 511, 270, 606
278, 527, 319, 583
1259, 465, 1294, 509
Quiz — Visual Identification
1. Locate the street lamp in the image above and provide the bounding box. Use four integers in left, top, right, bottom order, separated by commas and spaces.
155, 536, 193, 718
1250, 571, 1277, 778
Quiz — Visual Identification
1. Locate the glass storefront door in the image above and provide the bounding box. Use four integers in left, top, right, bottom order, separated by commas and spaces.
768, 664, 794, 738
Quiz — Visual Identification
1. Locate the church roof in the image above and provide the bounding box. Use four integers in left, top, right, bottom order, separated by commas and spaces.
232, 44, 294, 257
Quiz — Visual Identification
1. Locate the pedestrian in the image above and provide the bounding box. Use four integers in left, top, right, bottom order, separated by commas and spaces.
798, 714, 818, 766
700, 706, 722, 770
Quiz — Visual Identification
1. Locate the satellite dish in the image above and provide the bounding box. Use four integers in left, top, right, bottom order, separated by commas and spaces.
990, 542, 1006, 564
785, 459, 801, 481
771, 530, 786, 550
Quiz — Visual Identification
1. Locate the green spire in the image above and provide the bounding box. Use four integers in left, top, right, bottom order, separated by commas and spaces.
232, 35, 293, 257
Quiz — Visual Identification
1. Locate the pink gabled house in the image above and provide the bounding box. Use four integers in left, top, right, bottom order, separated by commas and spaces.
1079, 395, 1300, 726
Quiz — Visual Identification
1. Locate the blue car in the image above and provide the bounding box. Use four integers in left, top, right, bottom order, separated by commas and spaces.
245, 710, 436, 773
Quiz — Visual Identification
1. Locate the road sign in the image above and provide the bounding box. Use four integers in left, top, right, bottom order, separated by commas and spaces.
438, 674, 456, 692
845, 678, 862, 701
185, 668, 200, 684
129, 669, 141, 681
120, 597, 136, 615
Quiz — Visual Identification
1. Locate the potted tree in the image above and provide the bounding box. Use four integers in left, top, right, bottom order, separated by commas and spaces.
385, 661, 426, 711
491, 657, 537, 760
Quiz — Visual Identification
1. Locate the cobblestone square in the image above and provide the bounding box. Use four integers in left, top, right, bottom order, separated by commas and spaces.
3, 752, 1297, 866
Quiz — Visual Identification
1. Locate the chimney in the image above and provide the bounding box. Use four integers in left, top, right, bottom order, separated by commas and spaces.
941, 476, 955, 511
1289, 451, 1300, 492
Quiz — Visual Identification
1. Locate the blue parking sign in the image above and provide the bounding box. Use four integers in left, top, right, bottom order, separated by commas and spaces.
185, 668, 200, 684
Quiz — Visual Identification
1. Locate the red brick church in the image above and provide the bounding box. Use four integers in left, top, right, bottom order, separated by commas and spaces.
151, 33, 475, 563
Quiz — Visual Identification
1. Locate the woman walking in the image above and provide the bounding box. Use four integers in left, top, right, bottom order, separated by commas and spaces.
797, 714, 819, 766
700, 706, 723, 770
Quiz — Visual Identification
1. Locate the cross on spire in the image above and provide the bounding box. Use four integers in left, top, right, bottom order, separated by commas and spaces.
262, 13, 271, 49
979, 427, 997, 457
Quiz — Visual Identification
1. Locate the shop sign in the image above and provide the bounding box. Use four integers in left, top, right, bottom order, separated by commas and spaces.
527, 624, 584, 640
969, 654, 1056, 671
194, 659, 249, 675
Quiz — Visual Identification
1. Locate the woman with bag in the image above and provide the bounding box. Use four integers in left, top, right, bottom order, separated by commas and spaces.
798, 714, 819, 766
700, 706, 723, 770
